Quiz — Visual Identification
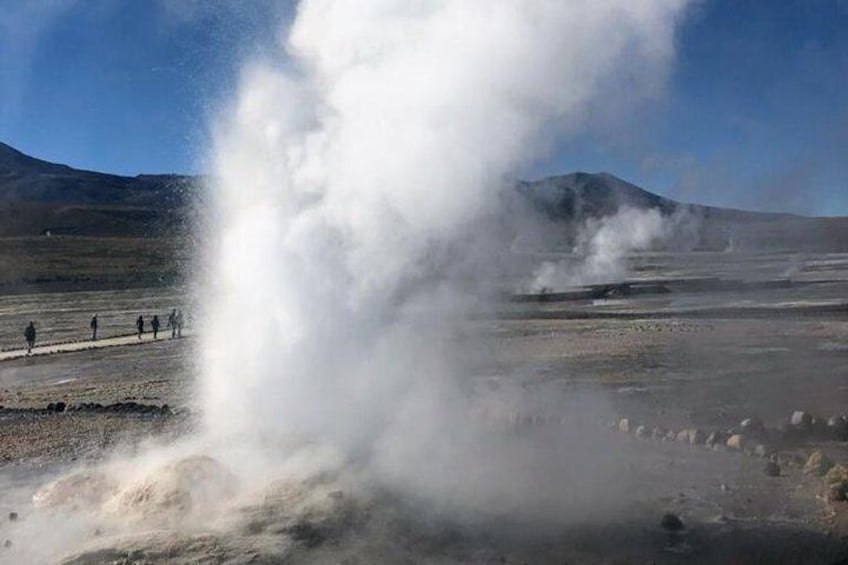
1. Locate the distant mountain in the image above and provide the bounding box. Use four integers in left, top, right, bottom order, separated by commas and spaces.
516, 172, 848, 252
1, 141, 845, 250
0, 142, 199, 236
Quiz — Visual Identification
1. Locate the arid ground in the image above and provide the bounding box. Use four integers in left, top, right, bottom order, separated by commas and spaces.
0, 248, 846, 563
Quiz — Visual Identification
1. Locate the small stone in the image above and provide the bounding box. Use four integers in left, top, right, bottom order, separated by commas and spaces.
803, 450, 834, 476
705, 431, 727, 448
7, 512, 16, 521
726, 434, 745, 450
3, 540, 10, 548
660, 513, 684, 531
825, 464, 848, 485
689, 429, 706, 445
790, 411, 812, 430
635, 425, 648, 438
827, 416, 848, 441
46, 402, 55, 412
826, 483, 847, 503
618, 418, 631, 433
54, 401, 66, 413
764, 461, 781, 477
741, 417, 765, 436
811, 418, 829, 439
753, 444, 771, 458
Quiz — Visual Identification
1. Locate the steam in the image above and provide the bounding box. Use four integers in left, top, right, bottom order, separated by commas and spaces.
528, 206, 682, 291
0, 3, 700, 561
201, 0, 691, 501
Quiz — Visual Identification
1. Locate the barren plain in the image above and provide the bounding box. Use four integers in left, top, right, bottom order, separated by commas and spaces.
0, 248, 844, 563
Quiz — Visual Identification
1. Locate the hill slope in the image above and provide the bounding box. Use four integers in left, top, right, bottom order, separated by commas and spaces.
1, 141, 846, 250
518, 172, 848, 252
0, 142, 197, 236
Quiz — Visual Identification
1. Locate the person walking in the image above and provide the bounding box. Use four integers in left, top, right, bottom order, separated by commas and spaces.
90, 315, 98, 341
168, 309, 177, 339
175, 309, 184, 338
151, 315, 160, 339
136, 315, 144, 339
24, 321, 36, 355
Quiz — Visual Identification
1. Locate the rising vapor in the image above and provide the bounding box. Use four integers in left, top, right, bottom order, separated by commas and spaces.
203, 0, 690, 459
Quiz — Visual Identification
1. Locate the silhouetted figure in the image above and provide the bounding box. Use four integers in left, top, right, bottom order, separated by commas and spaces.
151, 315, 160, 339
136, 315, 144, 339
90, 315, 98, 341
175, 309, 184, 338
168, 309, 177, 339
24, 321, 36, 354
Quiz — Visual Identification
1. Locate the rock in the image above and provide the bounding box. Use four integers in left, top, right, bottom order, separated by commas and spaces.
689, 429, 706, 445
677, 429, 691, 443
826, 483, 847, 503
764, 461, 781, 477
33, 471, 119, 509
811, 418, 829, 439
726, 434, 746, 450
665, 430, 677, 442
741, 417, 765, 436
46, 402, 56, 412
3, 540, 10, 548
791, 411, 812, 431
7, 512, 16, 521
660, 513, 684, 531
652, 427, 667, 440
635, 425, 648, 438
803, 450, 834, 476
705, 431, 727, 448
777, 452, 806, 468
54, 401, 66, 413
828, 416, 848, 441
618, 418, 631, 433
752, 444, 771, 458
825, 464, 848, 485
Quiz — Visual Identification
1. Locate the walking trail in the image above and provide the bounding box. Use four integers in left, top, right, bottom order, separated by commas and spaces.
0, 332, 189, 362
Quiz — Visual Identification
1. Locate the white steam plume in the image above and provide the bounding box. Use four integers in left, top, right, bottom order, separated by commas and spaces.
528, 207, 669, 290
202, 0, 689, 481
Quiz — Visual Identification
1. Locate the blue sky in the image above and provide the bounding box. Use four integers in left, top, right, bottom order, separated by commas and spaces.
1, 0, 846, 215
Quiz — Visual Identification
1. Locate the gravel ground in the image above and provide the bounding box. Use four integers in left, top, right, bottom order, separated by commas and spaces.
0, 251, 846, 563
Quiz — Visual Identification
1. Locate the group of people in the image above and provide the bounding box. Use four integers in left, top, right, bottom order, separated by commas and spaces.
132, 309, 184, 340
23, 308, 185, 355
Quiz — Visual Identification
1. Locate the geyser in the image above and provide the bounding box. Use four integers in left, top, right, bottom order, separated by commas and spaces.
202, 0, 690, 464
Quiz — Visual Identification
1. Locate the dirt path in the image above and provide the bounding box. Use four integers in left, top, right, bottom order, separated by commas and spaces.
0, 332, 190, 362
